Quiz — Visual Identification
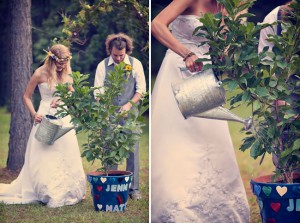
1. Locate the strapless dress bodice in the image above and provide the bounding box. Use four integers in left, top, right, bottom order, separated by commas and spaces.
38, 82, 56, 103
169, 14, 209, 56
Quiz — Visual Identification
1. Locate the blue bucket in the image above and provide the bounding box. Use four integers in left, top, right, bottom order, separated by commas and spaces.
251, 173, 300, 223
87, 171, 133, 212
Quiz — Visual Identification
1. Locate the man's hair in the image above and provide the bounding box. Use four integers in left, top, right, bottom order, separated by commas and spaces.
105, 33, 134, 55
280, 1, 296, 23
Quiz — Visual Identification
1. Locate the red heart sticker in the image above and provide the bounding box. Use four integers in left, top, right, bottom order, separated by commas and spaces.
270, 202, 281, 212
97, 186, 103, 192
267, 218, 276, 223
94, 194, 100, 200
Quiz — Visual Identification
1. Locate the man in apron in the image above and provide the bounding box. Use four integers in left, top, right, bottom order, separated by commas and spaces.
94, 33, 146, 200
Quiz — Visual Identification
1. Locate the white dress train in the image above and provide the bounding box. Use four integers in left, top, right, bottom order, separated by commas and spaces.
151, 15, 250, 222
0, 83, 86, 208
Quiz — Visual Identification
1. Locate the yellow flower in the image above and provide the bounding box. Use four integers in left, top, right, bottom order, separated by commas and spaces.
124, 64, 132, 71
43, 49, 54, 57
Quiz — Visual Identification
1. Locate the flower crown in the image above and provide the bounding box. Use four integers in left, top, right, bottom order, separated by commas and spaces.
43, 49, 72, 62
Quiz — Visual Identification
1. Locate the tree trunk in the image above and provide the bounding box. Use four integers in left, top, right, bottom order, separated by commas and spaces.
0, 1, 10, 107
7, 0, 32, 171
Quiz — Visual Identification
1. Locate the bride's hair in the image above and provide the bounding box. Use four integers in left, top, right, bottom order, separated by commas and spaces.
105, 33, 134, 55
44, 44, 72, 88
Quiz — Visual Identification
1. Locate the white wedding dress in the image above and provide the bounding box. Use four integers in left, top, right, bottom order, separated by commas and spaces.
0, 83, 86, 208
151, 15, 250, 222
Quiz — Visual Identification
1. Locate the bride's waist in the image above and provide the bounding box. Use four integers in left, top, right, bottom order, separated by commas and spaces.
167, 39, 209, 55
166, 47, 210, 59
40, 98, 53, 104
37, 100, 67, 115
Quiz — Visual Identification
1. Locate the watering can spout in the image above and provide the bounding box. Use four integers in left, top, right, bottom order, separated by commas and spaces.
53, 126, 74, 141
193, 106, 253, 130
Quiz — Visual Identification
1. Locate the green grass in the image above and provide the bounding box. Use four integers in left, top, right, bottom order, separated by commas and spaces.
0, 107, 149, 223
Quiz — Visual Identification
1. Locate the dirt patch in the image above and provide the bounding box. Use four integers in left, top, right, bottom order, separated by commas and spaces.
0, 167, 19, 183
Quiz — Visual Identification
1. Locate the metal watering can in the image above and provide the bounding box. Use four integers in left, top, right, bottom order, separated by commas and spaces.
35, 115, 74, 145
172, 68, 252, 130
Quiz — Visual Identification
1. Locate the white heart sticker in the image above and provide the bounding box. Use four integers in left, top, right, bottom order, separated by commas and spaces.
97, 204, 102, 210
100, 177, 107, 183
125, 176, 129, 182
276, 186, 287, 197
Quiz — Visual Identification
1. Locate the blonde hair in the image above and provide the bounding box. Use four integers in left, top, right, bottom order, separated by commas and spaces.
44, 44, 72, 88
105, 33, 134, 55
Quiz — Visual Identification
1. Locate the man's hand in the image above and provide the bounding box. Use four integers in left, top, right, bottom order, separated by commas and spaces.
119, 102, 133, 113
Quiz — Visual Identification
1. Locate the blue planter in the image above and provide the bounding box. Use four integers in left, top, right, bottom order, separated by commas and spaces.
87, 170, 133, 212
251, 173, 300, 223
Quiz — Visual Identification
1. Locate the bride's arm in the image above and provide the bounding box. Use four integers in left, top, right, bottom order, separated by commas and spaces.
23, 69, 43, 123
152, 0, 203, 72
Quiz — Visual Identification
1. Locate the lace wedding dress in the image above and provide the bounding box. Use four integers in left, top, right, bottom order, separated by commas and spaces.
151, 15, 250, 222
0, 83, 86, 208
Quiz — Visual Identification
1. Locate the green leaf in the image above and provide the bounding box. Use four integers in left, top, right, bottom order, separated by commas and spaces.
242, 91, 251, 102
269, 79, 278, 88
239, 77, 247, 85
240, 136, 255, 152
226, 31, 234, 45
255, 86, 269, 97
277, 85, 288, 91
281, 138, 300, 158
236, 12, 255, 21
276, 61, 288, 69
250, 140, 262, 159
228, 80, 239, 92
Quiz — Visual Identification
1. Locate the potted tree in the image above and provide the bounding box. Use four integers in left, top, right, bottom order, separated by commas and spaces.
195, 0, 300, 222
54, 62, 148, 212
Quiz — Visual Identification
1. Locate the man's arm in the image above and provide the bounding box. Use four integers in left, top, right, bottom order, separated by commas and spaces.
94, 61, 106, 102
119, 92, 143, 112
119, 59, 146, 112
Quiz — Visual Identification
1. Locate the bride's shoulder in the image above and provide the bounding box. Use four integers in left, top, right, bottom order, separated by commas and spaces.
32, 65, 48, 82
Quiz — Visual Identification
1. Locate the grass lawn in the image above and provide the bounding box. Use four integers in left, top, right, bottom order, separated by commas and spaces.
0, 107, 149, 223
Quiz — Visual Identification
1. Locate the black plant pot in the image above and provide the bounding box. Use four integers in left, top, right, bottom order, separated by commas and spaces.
251, 173, 300, 223
87, 170, 133, 212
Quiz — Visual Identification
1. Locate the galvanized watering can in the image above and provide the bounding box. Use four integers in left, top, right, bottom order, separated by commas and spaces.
172, 68, 252, 130
35, 115, 74, 145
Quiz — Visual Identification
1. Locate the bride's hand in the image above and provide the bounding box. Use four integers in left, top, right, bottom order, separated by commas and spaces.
50, 98, 61, 108
185, 54, 203, 73
34, 113, 43, 123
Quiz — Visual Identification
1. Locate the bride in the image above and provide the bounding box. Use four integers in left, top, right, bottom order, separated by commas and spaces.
0, 44, 86, 208
151, 0, 250, 222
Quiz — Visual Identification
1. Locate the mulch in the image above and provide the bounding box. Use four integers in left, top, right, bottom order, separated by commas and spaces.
0, 167, 19, 184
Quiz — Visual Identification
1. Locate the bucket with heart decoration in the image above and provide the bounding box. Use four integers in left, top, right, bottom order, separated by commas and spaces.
251, 173, 300, 223
87, 170, 133, 212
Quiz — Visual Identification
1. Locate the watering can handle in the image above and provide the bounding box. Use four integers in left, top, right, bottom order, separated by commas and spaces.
48, 106, 57, 115
179, 67, 222, 83
179, 67, 198, 72
47, 106, 63, 125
